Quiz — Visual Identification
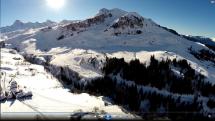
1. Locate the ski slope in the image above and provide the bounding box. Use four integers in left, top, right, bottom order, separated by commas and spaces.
0, 48, 136, 120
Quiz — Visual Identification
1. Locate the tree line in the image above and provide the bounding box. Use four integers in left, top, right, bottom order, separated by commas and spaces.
71, 56, 214, 120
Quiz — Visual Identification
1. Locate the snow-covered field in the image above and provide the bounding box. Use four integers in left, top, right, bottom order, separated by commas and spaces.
0, 48, 136, 120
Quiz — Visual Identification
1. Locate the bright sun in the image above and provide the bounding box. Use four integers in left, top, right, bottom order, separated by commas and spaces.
46, 0, 65, 9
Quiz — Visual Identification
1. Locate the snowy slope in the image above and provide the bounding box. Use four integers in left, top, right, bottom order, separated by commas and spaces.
183, 35, 215, 47
2, 8, 209, 56
1, 8, 214, 83
46, 48, 215, 84
0, 48, 136, 120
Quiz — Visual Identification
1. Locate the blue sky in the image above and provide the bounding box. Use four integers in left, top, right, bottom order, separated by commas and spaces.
1, 0, 215, 38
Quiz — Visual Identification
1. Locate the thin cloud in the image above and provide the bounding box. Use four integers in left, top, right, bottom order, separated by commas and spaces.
211, 0, 215, 4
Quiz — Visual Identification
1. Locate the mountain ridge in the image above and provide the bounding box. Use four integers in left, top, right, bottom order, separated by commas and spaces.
0, 19, 57, 33
1, 8, 215, 84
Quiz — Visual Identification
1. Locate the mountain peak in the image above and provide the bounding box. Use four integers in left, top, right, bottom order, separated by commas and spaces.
45, 20, 55, 24
110, 8, 127, 14
98, 8, 109, 14
13, 20, 24, 26
97, 8, 127, 17
124, 12, 143, 18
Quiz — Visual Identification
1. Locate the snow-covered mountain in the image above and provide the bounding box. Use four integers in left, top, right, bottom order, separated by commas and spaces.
1, 8, 215, 120
1, 8, 214, 82
183, 35, 215, 46
182, 35, 215, 51
0, 9, 209, 52
0, 20, 57, 33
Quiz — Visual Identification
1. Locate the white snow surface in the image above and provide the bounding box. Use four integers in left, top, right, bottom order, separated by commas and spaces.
0, 48, 136, 120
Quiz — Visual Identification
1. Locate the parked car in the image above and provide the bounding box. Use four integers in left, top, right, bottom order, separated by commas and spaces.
16, 91, 33, 99
25, 91, 33, 97
16, 91, 25, 99
0, 93, 6, 101
6, 92, 13, 99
